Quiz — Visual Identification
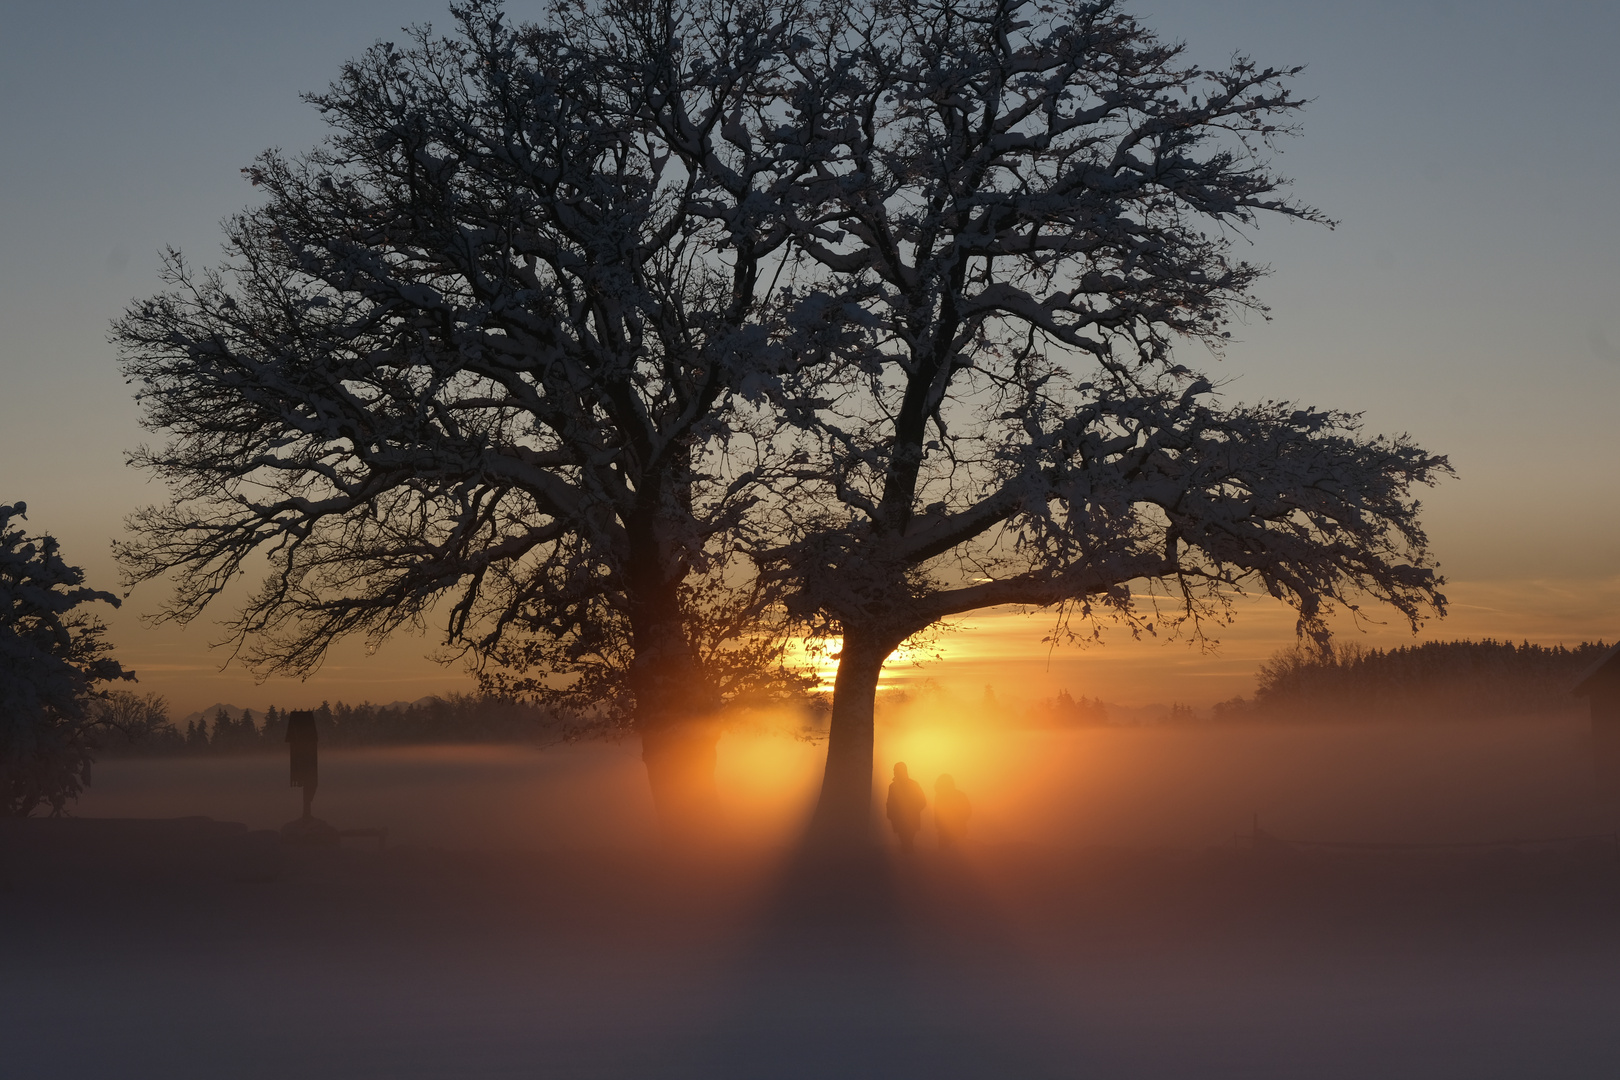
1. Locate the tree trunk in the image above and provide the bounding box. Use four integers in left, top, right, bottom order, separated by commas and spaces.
632, 641, 723, 842
640, 714, 721, 841
806, 628, 891, 848
618, 502, 725, 842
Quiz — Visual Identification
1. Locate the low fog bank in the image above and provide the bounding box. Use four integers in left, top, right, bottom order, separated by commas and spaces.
16, 712, 1620, 1079
71, 710, 1614, 851
882, 712, 1612, 849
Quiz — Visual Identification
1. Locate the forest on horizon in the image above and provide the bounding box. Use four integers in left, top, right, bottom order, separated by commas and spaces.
95, 637, 1610, 758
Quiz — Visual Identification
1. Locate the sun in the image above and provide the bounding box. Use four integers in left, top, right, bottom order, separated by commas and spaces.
789, 635, 944, 690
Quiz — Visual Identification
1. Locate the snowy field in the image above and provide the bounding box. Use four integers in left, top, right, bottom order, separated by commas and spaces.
6, 718, 1620, 1079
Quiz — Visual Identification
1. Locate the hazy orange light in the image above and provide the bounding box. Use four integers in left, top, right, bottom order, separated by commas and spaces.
876, 725, 977, 787
713, 728, 824, 839
791, 635, 950, 690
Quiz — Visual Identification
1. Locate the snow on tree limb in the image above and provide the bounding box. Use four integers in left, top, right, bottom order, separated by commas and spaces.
760, 0, 1444, 654
113, 0, 813, 726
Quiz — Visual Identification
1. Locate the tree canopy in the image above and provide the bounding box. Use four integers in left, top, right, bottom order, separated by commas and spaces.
750, 0, 1451, 838
113, 0, 815, 825
115, 0, 1451, 844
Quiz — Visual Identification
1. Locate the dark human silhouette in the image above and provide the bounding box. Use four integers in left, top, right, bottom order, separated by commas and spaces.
933, 774, 971, 850
885, 762, 926, 853
286, 709, 318, 818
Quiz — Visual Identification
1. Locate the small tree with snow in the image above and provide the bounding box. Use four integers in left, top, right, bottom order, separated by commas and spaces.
0, 503, 133, 816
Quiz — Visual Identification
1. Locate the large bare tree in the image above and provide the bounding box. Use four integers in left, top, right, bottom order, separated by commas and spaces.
114, 0, 807, 828
762, 0, 1452, 842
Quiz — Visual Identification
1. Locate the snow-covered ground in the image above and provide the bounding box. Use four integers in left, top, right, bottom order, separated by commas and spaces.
6, 720, 1620, 1078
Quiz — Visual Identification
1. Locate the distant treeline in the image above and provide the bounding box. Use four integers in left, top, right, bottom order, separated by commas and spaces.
1036, 691, 1115, 727
93, 638, 1610, 754
97, 694, 573, 757
1034, 692, 1196, 727
1212, 639, 1609, 723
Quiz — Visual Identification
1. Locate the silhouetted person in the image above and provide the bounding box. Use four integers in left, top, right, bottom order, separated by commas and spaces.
934, 774, 972, 850
886, 762, 927, 853
286, 709, 318, 818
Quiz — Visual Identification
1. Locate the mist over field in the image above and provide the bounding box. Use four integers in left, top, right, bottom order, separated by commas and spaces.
72, 710, 1615, 852
9, 712, 1620, 1079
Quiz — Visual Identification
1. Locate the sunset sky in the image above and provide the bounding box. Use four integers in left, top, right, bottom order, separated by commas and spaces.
2, 0, 1617, 718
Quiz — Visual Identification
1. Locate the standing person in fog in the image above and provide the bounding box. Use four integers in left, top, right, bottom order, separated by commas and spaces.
886, 762, 927, 853
934, 774, 972, 850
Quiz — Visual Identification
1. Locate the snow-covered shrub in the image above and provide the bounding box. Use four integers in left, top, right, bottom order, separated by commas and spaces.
0, 503, 132, 815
